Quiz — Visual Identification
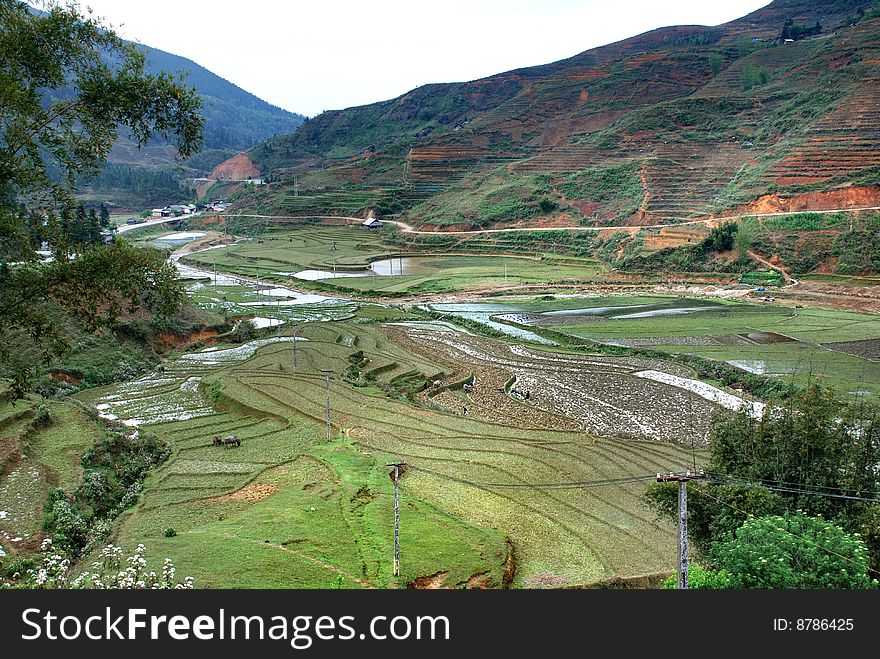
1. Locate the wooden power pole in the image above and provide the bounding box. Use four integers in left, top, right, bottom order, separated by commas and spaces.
320, 370, 333, 440
387, 461, 406, 577
656, 470, 704, 589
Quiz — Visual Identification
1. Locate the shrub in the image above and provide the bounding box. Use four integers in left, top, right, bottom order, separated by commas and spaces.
4, 539, 193, 589
32, 403, 52, 429
538, 197, 558, 213
661, 565, 731, 589
164, 527, 177, 538
711, 512, 875, 589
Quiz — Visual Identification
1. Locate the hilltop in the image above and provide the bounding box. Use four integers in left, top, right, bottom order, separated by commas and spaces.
236, 0, 878, 245
58, 21, 304, 207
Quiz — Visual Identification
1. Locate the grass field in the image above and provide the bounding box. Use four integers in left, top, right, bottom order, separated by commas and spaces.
182, 226, 608, 295
74, 315, 703, 588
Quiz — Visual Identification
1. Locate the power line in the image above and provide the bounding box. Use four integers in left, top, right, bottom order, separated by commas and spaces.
704, 471, 880, 497
405, 464, 658, 490
387, 461, 406, 578
705, 473, 880, 504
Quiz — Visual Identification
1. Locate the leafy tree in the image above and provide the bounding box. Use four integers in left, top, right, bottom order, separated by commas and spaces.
733, 218, 753, 259
780, 19, 822, 42
98, 203, 110, 229
711, 385, 880, 522
87, 207, 101, 243
645, 480, 785, 556
711, 512, 875, 589
0, 0, 203, 396
700, 222, 738, 253
539, 197, 558, 213
646, 385, 880, 571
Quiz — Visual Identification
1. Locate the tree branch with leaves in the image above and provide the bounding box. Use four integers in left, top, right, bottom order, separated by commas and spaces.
0, 0, 204, 395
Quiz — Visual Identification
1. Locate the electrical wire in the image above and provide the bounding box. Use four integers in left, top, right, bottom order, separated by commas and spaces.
406, 464, 659, 490
705, 474, 880, 504
704, 471, 880, 497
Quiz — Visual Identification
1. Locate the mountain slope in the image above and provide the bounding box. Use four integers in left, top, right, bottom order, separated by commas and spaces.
240, 0, 879, 232
134, 44, 304, 152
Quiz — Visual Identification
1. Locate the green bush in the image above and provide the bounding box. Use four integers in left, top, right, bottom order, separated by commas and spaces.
711, 512, 875, 589
44, 428, 169, 556
661, 565, 731, 589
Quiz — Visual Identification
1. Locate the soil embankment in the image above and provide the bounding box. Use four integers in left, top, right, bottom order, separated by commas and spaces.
210, 153, 260, 180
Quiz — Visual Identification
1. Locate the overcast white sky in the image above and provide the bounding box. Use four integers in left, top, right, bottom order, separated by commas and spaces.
74, 0, 771, 117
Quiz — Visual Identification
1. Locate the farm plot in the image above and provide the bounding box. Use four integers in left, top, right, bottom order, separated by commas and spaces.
89, 321, 702, 588
432, 296, 880, 403
175, 250, 358, 326
395, 327, 746, 443
182, 226, 606, 295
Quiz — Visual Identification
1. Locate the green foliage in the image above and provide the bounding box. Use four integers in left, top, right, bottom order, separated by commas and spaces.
559, 161, 643, 210
648, 383, 880, 575
0, 0, 203, 205
646, 481, 786, 556
712, 385, 880, 520
779, 19, 822, 42
5, 540, 193, 589
711, 512, 875, 589
228, 319, 256, 344
734, 220, 752, 259
834, 229, 880, 274
740, 270, 784, 286
79, 164, 191, 207
538, 197, 558, 213
759, 212, 851, 232
619, 98, 754, 138
708, 384, 880, 570
0, 1, 201, 396
661, 565, 731, 589
44, 425, 169, 556
708, 52, 724, 77
0, 242, 184, 396
741, 63, 770, 91
701, 222, 738, 253
754, 80, 847, 142
250, 76, 522, 172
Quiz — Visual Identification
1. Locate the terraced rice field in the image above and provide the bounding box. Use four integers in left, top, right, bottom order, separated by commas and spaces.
437, 295, 880, 402
77, 318, 709, 588
182, 226, 607, 295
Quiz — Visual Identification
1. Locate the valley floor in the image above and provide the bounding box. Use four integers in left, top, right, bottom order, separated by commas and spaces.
3, 224, 879, 588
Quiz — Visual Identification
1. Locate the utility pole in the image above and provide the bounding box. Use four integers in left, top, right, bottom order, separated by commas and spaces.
331, 241, 338, 279
294, 176, 299, 197
656, 470, 704, 589
292, 325, 298, 370
322, 370, 332, 439
387, 461, 406, 577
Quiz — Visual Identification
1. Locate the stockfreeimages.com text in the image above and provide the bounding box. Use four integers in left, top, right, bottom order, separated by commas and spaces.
21, 608, 450, 649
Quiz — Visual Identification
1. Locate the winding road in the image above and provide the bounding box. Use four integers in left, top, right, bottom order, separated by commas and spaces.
225, 205, 880, 236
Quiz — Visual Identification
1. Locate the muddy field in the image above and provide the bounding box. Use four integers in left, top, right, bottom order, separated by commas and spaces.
393, 326, 758, 444
821, 338, 880, 360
